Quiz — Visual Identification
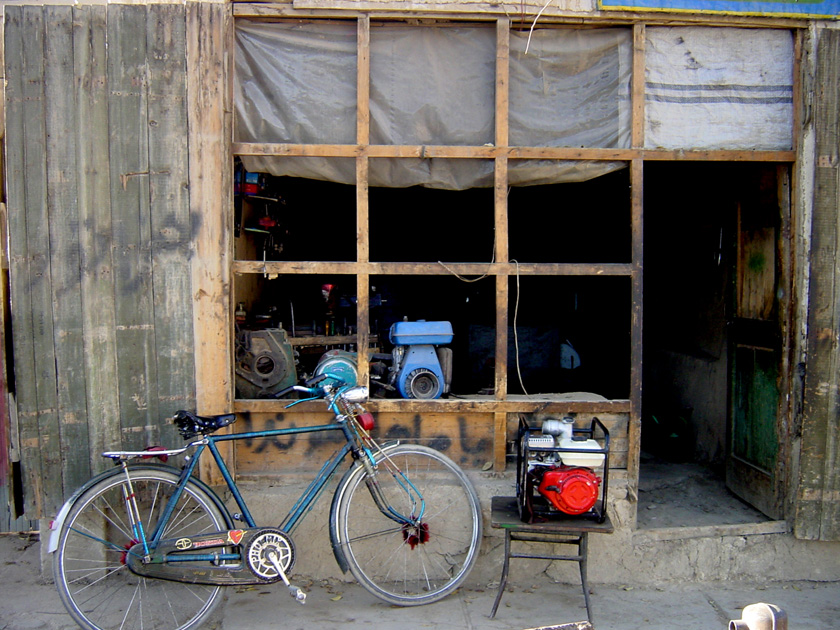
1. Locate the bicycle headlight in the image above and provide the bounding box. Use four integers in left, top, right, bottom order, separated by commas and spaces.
343, 386, 369, 403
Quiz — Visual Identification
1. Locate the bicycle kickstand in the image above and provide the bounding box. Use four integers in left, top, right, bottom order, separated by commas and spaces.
266, 550, 307, 604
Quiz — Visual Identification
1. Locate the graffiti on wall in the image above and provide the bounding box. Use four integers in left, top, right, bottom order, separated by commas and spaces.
235, 412, 494, 473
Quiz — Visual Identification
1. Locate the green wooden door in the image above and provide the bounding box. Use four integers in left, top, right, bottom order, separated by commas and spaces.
726, 172, 786, 521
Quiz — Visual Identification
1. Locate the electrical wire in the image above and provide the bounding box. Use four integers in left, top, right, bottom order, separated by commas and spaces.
525, 0, 556, 55
511, 259, 530, 397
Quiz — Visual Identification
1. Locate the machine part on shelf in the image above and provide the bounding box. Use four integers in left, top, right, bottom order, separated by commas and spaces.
314, 349, 358, 387
235, 328, 298, 399
541, 417, 575, 439
388, 320, 454, 400
235, 302, 247, 326
403, 367, 440, 399
559, 340, 581, 370
437, 347, 453, 395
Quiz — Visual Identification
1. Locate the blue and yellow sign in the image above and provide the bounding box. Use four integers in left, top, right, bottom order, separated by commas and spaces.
598, 0, 840, 18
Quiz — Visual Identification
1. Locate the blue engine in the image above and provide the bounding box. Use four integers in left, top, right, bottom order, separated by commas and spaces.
389, 321, 453, 399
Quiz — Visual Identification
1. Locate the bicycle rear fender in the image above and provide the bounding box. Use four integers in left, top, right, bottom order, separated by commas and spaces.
47, 463, 232, 553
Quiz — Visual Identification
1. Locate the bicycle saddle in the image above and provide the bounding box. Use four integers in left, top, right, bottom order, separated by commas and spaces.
174, 410, 237, 439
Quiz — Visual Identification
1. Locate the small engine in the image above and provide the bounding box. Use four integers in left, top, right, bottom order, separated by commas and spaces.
387, 320, 453, 399
517, 417, 609, 523
536, 465, 601, 515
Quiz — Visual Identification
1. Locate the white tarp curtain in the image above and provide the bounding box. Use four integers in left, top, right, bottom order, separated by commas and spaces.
234, 22, 793, 189
234, 21, 630, 189
645, 27, 794, 151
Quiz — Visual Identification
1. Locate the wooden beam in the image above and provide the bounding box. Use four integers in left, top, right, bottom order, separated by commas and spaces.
233, 142, 795, 163
147, 3, 194, 449
187, 1, 233, 483
233, 260, 635, 276
355, 156, 371, 384
231, 3, 809, 30
9, 6, 57, 517
45, 4, 91, 499
109, 4, 160, 454
776, 164, 793, 522
355, 17, 372, 386
495, 17, 509, 150
357, 16, 370, 146
797, 28, 840, 542
235, 398, 632, 414
493, 17, 510, 470
792, 29, 802, 153
632, 23, 645, 149
627, 157, 644, 524
74, 4, 121, 478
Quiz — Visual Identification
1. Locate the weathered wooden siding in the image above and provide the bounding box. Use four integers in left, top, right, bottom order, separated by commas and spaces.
797, 27, 840, 542
4, 4, 199, 518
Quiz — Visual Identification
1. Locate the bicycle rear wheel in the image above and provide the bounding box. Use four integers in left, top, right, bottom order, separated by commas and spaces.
53, 467, 229, 630
335, 444, 482, 606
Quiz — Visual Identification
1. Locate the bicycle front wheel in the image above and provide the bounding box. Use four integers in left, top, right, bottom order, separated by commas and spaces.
335, 444, 482, 606
53, 467, 229, 630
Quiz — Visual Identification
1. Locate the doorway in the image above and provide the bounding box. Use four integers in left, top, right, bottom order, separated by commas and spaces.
641, 162, 788, 528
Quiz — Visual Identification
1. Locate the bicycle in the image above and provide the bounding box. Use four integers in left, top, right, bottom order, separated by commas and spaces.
48, 374, 483, 630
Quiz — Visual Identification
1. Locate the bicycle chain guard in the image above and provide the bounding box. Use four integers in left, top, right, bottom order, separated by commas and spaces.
125, 527, 297, 586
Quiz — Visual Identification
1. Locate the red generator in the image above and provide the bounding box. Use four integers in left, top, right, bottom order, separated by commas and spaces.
516, 416, 610, 524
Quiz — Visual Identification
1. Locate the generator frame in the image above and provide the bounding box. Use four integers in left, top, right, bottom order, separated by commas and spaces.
516, 416, 611, 524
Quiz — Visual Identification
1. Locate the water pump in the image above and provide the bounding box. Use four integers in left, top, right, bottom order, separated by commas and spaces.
516, 417, 610, 523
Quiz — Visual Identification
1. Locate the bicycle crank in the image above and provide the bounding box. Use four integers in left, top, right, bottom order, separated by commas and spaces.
266, 548, 307, 604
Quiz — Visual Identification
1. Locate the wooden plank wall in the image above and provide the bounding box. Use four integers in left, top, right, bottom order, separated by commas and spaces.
3, 4, 201, 519
797, 27, 840, 542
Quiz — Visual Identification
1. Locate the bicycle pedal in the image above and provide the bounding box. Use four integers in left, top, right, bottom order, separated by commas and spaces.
289, 585, 307, 604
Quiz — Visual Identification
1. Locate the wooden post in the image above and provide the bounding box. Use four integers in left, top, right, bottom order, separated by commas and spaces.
628, 158, 644, 520
632, 24, 645, 149
494, 18, 511, 470
356, 16, 371, 386
796, 28, 840, 541
187, 1, 233, 483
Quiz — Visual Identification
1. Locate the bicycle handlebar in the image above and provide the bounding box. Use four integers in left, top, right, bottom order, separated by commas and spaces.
270, 372, 347, 401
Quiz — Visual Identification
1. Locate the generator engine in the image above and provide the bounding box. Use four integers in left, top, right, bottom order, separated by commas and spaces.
235, 328, 298, 399
517, 417, 609, 523
388, 320, 453, 399
536, 465, 601, 515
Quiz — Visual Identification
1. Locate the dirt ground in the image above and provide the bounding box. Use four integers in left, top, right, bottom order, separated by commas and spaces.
0, 532, 75, 630
3, 529, 840, 630
636, 454, 770, 529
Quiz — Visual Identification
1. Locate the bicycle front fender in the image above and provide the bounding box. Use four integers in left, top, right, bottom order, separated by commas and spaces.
47, 463, 232, 553
328, 441, 403, 573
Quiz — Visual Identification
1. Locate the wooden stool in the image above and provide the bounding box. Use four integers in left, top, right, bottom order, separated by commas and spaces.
489, 496, 614, 622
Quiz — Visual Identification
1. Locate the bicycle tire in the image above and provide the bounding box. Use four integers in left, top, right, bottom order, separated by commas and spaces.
53, 466, 229, 630
334, 444, 482, 606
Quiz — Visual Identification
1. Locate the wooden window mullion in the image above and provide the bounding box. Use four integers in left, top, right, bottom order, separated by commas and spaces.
356, 16, 371, 386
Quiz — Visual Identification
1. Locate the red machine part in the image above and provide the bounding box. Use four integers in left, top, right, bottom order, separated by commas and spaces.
537, 466, 602, 515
